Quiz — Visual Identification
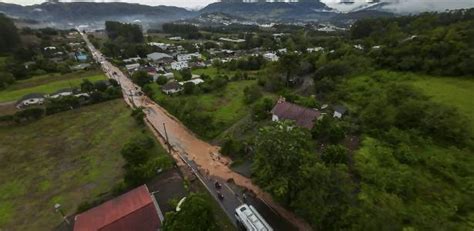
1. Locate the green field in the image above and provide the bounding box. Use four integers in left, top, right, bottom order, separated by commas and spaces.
411, 77, 474, 132
0, 71, 106, 102
150, 80, 259, 138
0, 100, 167, 230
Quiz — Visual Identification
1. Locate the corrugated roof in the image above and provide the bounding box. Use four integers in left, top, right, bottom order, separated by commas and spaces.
73, 185, 160, 231
271, 101, 321, 129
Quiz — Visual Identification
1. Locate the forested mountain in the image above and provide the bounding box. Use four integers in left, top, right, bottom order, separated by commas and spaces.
0, 2, 195, 27
200, 0, 335, 21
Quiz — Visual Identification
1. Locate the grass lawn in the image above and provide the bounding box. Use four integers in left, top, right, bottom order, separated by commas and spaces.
0, 71, 105, 103
0, 100, 168, 230
410, 77, 474, 132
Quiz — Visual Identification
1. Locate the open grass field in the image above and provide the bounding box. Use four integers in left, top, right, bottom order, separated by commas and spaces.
0, 100, 165, 230
410, 77, 474, 132
0, 71, 105, 103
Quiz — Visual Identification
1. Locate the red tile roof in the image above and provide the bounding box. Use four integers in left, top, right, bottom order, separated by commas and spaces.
74, 185, 161, 231
271, 101, 321, 129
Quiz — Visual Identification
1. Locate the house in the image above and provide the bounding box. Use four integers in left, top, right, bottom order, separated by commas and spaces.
162, 72, 175, 79
177, 53, 202, 62
263, 53, 279, 62
307, 47, 324, 53
126, 63, 141, 73
16, 93, 45, 109
71, 63, 91, 71
146, 52, 173, 64
169, 36, 183, 41
148, 42, 171, 50
49, 88, 74, 99
123, 56, 141, 63
271, 97, 321, 129
219, 37, 245, 43
179, 78, 204, 86
73, 185, 164, 231
43, 46, 56, 51
171, 61, 188, 71
75, 52, 88, 62
161, 81, 182, 94
333, 105, 347, 119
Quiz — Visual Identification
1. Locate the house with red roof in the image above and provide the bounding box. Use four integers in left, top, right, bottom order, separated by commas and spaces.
271, 97, 321, 129
73, 185, 163, 231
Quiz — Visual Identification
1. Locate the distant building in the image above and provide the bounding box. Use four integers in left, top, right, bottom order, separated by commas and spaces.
271, 97, 321, 129
333, 105, 347, 119
219, 37, 246, 43
169, 36, 183, 41
171, 61, 189, 71
146, 52, 173, 64
123, 56, 141, 63
125, 63, 141, 73
179, 78, 205, 86
161, 81, 182, 95
177, 53, 202, 62
16, 93, 45, 109
49, 88, 74, 99
75, 52, 88, 62
73, 185, 163, 231
307, 47, 324, 53
263, 52, 279, 62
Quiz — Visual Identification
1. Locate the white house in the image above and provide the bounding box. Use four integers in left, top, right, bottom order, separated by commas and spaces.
123, 56, 141, 63
177, 53, 202, 62
169, 36, 183, 41
307, 47, 324, 53
171, 61, 188, 70
16, 93, 45, 109
148, 42, 171, 50
219, 37, 245, 43
263, 53, 279, 62
125, 63, 140, 72
49, 89, 74, 99
179, 78, 204, 86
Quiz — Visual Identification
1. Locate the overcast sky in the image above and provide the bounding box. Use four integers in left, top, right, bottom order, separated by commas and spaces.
1, 0, 473, 11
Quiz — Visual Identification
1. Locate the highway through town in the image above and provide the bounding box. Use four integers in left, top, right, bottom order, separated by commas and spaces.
79, 29, 309, 231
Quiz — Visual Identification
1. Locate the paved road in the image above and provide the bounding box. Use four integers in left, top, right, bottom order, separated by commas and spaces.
79, 30, 308, 231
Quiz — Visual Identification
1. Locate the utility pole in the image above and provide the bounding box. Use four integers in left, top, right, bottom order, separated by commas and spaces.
163, 123, 172, 154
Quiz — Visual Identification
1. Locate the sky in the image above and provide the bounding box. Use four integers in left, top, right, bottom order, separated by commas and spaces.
1, 0, 473, 12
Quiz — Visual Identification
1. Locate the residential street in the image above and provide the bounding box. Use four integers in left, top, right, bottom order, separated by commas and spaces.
80, 30, 310, 231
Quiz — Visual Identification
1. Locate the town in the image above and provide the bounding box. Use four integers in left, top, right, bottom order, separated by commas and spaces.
0, 1, 473, 231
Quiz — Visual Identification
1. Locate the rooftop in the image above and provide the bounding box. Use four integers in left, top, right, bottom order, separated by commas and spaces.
73, 185, 161, 231
271, 100, 321, 129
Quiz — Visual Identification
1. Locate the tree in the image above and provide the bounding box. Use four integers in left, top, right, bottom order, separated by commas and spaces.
321, 145, 349, 165
251, 97, 274, 121
278, 53, 300, 86
131, 71, 151, 87
253, 121, 315, 204
0, 72, 15, 89
131, 107, 145, 126
0, 14, 20, 53
156, 75, 168, 85
163, 193, 218, 231
80, 79, 95, 93
183, 82, 195, 95
312, 116, 345, 144
243, 84, 262, 104
180, 69, 192, 81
